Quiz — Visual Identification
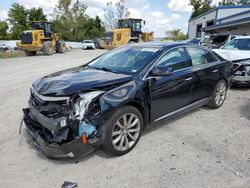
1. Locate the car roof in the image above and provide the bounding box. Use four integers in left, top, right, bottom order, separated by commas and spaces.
127, 42, 193, 49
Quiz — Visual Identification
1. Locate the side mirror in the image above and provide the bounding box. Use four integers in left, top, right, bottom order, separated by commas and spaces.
151, 67, 173, 76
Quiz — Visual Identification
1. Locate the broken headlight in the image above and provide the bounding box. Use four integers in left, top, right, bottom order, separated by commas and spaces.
73, 91, 104, 120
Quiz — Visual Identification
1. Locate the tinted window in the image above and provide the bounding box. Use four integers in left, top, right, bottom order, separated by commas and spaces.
205, 50, 218, 63
222, 38, 250, 50
155, 47, 190, 71
186, 47, 208, 66
89, 46, 160, 74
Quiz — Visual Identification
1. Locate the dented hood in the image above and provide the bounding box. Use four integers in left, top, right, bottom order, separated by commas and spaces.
213, 49, 250, 61
32, 66, 132, 96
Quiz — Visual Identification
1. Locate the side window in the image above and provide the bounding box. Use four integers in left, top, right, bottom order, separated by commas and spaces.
205, 50, 219, 63
186, 47, 208, 66
156, 47, 190, 71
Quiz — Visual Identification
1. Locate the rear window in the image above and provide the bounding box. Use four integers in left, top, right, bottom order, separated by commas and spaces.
186, 47, 208, 65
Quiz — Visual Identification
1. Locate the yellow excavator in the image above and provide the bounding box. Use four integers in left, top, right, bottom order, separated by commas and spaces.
100, 18, 154, 49
16, 21, 66, 56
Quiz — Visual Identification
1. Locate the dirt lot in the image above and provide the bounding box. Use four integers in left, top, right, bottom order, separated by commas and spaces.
0, 49, 250, 188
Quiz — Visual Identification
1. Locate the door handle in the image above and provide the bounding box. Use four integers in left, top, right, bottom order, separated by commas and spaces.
185, 77, 192, 81
212, 69, 219, 73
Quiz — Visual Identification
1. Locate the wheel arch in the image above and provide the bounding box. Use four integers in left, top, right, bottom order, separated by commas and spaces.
122, 101, 148, 130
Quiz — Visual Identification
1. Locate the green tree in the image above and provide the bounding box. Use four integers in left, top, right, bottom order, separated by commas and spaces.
52, 0, 105, 41
8, 3, 28, 39
52, 0, 88, 41
237, 0, 250, 5
28, 7, 47, 25
165, 29, 187, 41
190, 0, 214, 19
0, 21, 8, 40
104, 0, 130, 30
219, 0, 237, 5
84, 16, 106, 39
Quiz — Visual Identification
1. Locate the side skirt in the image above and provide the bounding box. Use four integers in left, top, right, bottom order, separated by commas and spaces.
154, 98, 209, 123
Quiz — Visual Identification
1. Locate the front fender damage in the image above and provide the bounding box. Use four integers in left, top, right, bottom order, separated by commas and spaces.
23, 89, 106, 159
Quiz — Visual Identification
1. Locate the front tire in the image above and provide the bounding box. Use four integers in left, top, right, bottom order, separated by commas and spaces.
102, 106, 143, 156
56, 40, 66, 53
207, 79, 227, 109
42, 41, 53, 55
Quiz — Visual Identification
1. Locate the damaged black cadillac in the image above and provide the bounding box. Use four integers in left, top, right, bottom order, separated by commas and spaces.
23, 42, 233, 159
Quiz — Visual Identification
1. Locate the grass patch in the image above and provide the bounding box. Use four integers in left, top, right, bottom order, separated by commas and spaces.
0, 50, 25, 59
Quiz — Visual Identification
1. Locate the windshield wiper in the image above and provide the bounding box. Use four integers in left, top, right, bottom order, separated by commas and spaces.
88, 65, 119, 74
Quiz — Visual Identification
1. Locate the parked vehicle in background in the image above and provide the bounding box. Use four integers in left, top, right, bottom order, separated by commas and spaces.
23, 42, 233, 159
101, 18, 154, 49
214, 36, 250, 61
201, 33, 239, 49
213, 36, 250, 87
185, 38, 202, 45
16, 21, 66, 56
92, 38, 102, 49
82, 40, 96, 50
0, 43, 12, 51
232, 60, 250, 87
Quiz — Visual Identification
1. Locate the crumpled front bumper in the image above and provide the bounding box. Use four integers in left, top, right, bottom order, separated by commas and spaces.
23, 109, 95, 159
233, 76, 250, 87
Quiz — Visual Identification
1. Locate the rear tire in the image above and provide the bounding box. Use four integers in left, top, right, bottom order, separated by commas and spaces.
102, 106, 143, 156
207, 79, 227, 109
24, 51, 37, 56
42, 41, 53, 55
56, 40, 66, 53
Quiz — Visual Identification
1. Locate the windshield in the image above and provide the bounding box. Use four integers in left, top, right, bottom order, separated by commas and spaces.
32, 22, 44, 30
118, 20, 142, 32
88, 46, 160, 74
222, 38, 250, 50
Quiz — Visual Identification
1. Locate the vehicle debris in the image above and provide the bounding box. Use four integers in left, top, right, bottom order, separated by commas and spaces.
62, 181, 78, 188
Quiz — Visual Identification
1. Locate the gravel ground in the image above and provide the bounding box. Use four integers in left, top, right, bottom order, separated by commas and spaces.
0, 49, 250, 188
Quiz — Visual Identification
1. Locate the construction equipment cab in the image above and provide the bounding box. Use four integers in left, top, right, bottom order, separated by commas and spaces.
101, 18, 154, 49
16, 21, 66, 56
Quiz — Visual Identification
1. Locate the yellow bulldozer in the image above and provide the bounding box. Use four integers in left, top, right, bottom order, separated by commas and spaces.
101, 18, 154, 49
16, 21, 66, 56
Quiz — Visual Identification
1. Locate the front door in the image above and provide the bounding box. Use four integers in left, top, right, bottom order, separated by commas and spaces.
148, 47, 198, 121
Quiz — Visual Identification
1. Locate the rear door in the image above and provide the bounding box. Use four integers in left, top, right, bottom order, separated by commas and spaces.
186, 46, 221, 102
148, 47, 198, 121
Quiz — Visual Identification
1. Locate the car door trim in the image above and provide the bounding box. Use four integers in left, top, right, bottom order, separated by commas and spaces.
154, 98, 209, 122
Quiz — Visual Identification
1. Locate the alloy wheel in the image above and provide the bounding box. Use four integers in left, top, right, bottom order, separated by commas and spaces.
215, 82, 226, 106
111, 113, 141, 151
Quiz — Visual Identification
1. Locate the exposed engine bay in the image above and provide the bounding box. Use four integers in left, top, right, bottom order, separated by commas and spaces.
23, 87, 105, 158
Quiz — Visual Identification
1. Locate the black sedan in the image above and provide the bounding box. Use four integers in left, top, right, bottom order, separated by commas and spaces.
23, 42, 233, 159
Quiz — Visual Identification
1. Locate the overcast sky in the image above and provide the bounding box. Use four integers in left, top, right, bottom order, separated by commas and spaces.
0, 0, 220, 37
